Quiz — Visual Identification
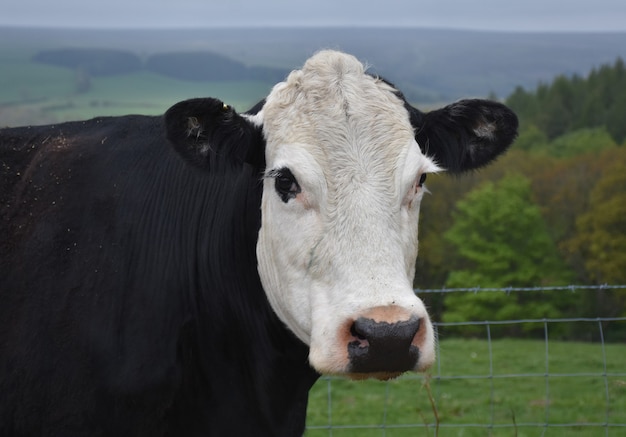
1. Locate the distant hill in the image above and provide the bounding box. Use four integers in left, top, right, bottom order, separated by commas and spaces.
3, 26, 626, 102
145, 52, 287, 82
32, 48, 142, 76
31, 47, 288, 83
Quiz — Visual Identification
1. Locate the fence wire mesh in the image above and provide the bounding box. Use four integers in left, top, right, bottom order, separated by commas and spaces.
305, 285, 626, 436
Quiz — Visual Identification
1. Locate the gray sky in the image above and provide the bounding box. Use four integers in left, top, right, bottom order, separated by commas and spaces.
2, 0, 626, 32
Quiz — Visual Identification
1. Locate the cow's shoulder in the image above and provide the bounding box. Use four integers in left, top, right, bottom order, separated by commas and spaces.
0, 115, 161, 176
0, 116, 161, 224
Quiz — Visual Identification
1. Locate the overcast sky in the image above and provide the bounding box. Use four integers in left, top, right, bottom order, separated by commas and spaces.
2, 0, 626, 32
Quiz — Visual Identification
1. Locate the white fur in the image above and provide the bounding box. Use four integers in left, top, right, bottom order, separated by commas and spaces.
241, 110, 264, 128
256, 50, 439, 375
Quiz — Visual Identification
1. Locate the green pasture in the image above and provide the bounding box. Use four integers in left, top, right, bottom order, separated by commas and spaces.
305, 338, 626, 436
0, 48, 270, 127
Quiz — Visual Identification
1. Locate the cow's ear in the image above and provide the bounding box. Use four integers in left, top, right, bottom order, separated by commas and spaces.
408, 99, 518, 173
165, 98, 265, 169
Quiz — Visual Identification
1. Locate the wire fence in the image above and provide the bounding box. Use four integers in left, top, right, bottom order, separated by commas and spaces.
305, 285, 626, 436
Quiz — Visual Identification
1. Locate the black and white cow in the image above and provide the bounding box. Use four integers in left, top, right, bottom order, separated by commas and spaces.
0, 50, 517, 436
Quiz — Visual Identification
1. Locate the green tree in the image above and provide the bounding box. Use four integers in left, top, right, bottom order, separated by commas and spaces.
445, 174, 570, 287
561, 154, 626, 338
506, 85, 537, 120
606, 92, 626, 143
547, 127, 617, 158
441, 174, 573, 336
566, 161, 626, 284
536, 75, 580, 139
506, 57, 626, 144
512, 124, 549, 153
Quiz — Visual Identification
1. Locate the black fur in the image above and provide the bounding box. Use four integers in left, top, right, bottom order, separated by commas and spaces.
376, 75, 517, 172
165, 98, 265, 169
408, 99, 518, 173
0, 99, 317, 436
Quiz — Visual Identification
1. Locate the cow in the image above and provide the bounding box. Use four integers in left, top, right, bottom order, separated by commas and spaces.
0, 50, 517, 436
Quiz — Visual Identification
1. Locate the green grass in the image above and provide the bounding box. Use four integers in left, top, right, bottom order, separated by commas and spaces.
0, 50, 271, 127
305, 338, 626, 436
49, 72, 271, 119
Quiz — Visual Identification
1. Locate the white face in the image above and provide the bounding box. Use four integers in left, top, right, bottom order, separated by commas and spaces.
255, 51, 439, 379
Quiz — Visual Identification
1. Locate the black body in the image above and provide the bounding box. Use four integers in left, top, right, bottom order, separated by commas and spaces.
0, 90, 517, 436
1, 100, 319, 436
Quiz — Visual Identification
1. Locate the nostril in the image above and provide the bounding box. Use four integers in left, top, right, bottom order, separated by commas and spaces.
347, 315, 422, 373
350, 321, 367, 340
349, 322, 370, 348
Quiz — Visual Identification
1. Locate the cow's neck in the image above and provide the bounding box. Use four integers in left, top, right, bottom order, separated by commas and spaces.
164, 158, 320, 435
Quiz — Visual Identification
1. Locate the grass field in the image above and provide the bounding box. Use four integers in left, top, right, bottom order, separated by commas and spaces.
0, 47, 270, 127
305, 338, 626, 436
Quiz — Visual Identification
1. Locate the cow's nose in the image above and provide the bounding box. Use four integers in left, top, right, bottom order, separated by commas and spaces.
347, 314, 421, 373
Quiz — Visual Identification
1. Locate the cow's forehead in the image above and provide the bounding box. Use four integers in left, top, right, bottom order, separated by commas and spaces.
261, 51, 417, 170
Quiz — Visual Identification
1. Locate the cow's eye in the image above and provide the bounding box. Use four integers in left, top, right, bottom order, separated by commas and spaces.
404, 173, 428, 207
272, 168, 301, 203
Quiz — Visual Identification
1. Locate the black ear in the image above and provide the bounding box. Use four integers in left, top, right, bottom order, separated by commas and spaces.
407, 99, 518, 173
164, 98, 264, 169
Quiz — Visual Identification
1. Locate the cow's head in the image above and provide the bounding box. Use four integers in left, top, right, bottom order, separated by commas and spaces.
165, 50, 517, 380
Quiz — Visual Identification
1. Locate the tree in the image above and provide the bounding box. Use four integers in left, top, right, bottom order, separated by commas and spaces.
566, 158, 626, 284
441, 174, 573, 336
444, 174, 570, 287
512, 124, 549, 153
561, 152, 626, 338
505, 57, 626, 144
546, 127, 617, 158
606, 92, 626, 143
414, 149, 555, 290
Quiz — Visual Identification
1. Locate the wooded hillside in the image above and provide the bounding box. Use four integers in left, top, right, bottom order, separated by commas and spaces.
417, 58, 626, 339
507, 58, 626, 143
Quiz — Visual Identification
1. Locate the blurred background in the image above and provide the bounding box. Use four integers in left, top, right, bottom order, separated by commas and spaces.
2, 1, 626, 434
2, 0, 626, 125
4, 0, 620, 324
